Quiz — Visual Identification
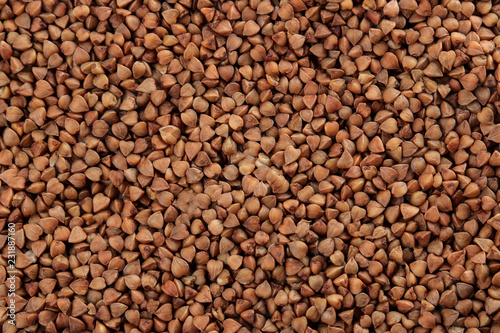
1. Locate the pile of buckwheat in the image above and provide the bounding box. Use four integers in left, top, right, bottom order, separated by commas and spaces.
1, 0, 500, 332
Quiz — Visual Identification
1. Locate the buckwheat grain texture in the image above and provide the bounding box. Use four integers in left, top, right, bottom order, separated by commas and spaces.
1, 0, 500, 333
